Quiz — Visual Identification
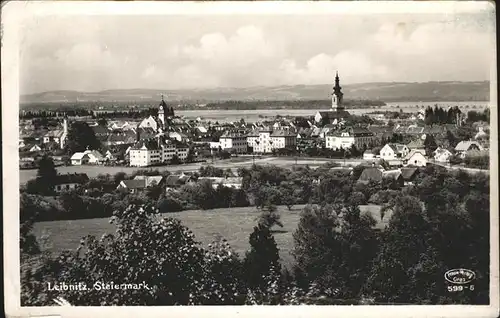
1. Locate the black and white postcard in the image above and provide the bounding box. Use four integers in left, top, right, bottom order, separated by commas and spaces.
2, 1, 498, 317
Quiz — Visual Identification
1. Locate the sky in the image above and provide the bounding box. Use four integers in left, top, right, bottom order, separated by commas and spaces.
19, 3, 496, 94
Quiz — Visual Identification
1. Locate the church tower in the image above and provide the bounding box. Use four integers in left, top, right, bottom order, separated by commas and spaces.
331, 71, 344, 111
158, 94, 167, 126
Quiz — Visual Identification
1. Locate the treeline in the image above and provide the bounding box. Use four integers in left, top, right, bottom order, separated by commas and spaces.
20, 108, 158, 120
21, 165, 490, 305
205, 99, 386, 110
424, 106, 463, 125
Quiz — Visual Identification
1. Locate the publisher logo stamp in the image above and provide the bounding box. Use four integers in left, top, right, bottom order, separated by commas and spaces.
445, 268, 476, 292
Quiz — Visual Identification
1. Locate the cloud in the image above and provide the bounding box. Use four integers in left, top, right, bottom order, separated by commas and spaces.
19, 13, 494, 93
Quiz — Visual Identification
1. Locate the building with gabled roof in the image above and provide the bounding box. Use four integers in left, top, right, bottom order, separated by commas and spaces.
403, 149, 427, 167
325, 127, 376, 150
219, 131, 248, 154
380, 143, 410, 161
53, 173, 89, 193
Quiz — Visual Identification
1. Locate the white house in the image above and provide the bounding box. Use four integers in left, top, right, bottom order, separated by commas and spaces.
403, 149, 427, 167
219, 131, 248, 154
325, 127, 376, 150
379, 143, 410, 161
85, 150, 105, 164
129, 138, 189, 167
129, 140, 162, 167
70, 152, 90, 165
433, 147, 453, 163
53, 173, 89, 193
254, 129, 273, 153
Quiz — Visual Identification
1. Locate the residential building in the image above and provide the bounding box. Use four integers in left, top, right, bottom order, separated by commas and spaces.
379, 143, 410, 161
133, 175, 165, 187
70, 149, 104, 165
254, 129, 273, 153
197, 177, 243, 189
400, 167, 420, 186
357, 167, 404, 187
433, 147, 453, 163
219, 131, 248, 154
53, 173, 89, 193
129, 139, 162, 167
246, 131, 259, 150
403, 149, 427, 167
116, 179, 149, 193
129, 137, 189, 167
42, 117, 68, 149
455, 140, 483, 158
165, 174, 192, 191
168, 131, 189, 143
325, 127, 376, 150
270, 129, 297, 151
70, 152, 90, 165
406, 138, 426, 153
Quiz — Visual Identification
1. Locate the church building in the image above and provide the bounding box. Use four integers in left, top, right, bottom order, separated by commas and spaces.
138, 94, 175, 133
314, 72, 351, 125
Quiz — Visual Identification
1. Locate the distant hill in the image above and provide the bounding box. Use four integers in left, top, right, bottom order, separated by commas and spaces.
21, 81, 490, 104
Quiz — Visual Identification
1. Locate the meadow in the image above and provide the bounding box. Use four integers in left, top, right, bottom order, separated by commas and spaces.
32, 204, 387, 268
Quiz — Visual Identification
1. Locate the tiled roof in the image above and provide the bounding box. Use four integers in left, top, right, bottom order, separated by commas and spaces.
165, 174, 191, 187
271, 130, 297, 137
400, 167, 419, 180
131, 139, 161, 150
382, 170, 402, 180
455, 141, 482, 152
403, 149, 426, 160
120, 179, 146, 189
407, 138, 425, 149
358, 168, 383, 182
70, 152, 87, 160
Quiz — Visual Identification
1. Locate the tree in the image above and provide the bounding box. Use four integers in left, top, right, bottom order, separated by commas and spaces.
33, 156, 58, 194
37, 156, 57, 180
423, 134, 438, 156
364, 196, 441, 303
170, 154, 181, 165
244, 224, 281, 292
186, 148, 195, 163
20, 194, 41, 256
257, 205, 284, 229
64, 121, 101, 154
293, 204, 378, 299
22, 203, 247, 305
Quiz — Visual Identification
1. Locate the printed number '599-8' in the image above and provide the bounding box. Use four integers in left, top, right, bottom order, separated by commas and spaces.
448, 285, 474, 292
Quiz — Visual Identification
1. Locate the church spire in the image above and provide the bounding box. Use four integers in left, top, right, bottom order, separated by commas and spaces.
332, 71, 344, 111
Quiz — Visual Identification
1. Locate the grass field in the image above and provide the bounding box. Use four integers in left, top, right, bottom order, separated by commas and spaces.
32, 204, 387, 268
32, 205, 305, 266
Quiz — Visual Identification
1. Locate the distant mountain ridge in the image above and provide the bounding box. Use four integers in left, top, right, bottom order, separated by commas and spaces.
21, 81, 490, 104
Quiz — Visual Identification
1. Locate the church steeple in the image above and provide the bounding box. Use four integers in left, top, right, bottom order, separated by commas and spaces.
332, 71, 344, 111
158, 94, 166, 126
